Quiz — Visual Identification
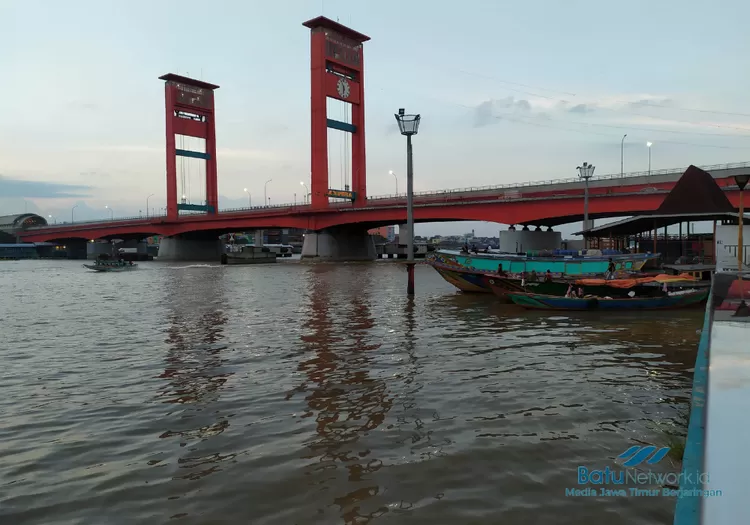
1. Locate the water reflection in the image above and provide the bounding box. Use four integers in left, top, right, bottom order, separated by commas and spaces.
288, 265, 392, 523
423, 292, 700, 442
157, 268, 234, 481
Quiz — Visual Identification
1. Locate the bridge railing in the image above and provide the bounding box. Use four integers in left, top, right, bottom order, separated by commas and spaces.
366, 161, 750, 201
24, 161, 749, 228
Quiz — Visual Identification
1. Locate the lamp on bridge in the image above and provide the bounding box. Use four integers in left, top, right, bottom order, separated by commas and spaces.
394, 107, 421, 296
244, 188, 252, 207
576, 162, 595, 235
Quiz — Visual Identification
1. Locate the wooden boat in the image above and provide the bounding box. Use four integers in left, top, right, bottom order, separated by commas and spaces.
483, 274, 680, 300
427, 250, 659, 293
506, 288, 709, 311
82, 261, 138, 272
428, 249, 658, 275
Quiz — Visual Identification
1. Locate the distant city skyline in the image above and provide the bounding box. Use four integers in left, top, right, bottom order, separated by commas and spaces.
2, 0, 749, 237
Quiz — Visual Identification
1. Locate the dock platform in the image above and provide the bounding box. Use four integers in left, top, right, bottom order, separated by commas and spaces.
674, 271, 750, 525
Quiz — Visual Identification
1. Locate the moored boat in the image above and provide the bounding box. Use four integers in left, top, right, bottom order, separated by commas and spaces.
483, 273, 694, 301
505, 288, 709, 311
427, 249, 659, 293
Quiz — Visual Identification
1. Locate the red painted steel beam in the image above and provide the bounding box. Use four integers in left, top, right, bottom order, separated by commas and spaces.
19, 187, 744, 242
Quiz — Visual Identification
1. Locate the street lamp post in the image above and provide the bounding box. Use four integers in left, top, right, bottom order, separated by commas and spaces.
576, 162, 596, 235
146, 193, 154, 218
244, 188, 252, 207
300, 181, 309, 204
105, 205, 114, 220
620, 134, 627, 177
389, 170, 399, 195
394, 107, 421, 296
264, 179, 272, 207
48, 214, 56, 225
647, 142, 653, 176
72, 204, 78, 223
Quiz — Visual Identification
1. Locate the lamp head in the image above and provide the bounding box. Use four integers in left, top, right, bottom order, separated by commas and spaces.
647, 141, 653, 148
734, 174, 750, 191
394, 109, 421, 136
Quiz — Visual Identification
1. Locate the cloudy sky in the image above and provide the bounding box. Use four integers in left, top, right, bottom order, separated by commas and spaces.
2, 0, 750, 236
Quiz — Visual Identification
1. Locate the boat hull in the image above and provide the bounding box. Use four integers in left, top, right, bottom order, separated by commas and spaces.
82, 264, 138, 272
506, 290, 709, 311
428, 249, 657, 275
484, 275, 669, 300
431, 264, 493, 293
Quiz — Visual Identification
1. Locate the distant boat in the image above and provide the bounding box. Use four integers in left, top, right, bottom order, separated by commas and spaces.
505, 289, 708, 311
82, 261, 138, 272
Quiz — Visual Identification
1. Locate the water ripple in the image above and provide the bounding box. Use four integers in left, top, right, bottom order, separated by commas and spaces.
0, 260, 701, 525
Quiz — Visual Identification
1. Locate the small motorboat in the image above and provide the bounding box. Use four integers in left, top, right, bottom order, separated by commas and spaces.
83, 260, 138, 272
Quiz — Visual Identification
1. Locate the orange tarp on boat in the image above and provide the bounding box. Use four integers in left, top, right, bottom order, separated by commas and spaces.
574, 273, 697, 289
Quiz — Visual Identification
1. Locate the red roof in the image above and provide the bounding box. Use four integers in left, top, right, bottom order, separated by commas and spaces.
302, 16, 370, 42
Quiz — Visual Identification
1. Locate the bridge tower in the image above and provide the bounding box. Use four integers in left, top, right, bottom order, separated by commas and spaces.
303, 17, 370, 209
160, 73, 220, 221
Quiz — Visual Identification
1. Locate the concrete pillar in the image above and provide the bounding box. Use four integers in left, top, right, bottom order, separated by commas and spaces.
301, 226, 376, 261
66, 239, 88, 259
397, 223, 411, 245
158, 236, 224, 261
254, 230, 264, 247
120, 239, 149, 254
87, 240, 114, 260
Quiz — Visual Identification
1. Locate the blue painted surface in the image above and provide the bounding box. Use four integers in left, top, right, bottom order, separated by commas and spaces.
435, 250, 656, 275
175, 149, 211, 160
672, 283, 712, 525
177, 203, 215, 213
326, 118, 357, 133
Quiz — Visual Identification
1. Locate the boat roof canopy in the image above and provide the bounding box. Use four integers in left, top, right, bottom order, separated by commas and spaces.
574, 164, 745, 238
573, 212, 746, 238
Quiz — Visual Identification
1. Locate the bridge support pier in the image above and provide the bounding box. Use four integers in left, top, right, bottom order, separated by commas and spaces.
254, 230, 264, 247
301, 226, 376, 261
397, 223, 411, 245
87, 240, 114, 260
119, 239, 149, 253
158, 236, 223, 261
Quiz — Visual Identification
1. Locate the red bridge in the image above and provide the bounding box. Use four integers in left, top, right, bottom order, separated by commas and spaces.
16, 16, 750, 260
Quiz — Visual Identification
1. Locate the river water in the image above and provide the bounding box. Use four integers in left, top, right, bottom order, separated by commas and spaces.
0, 259, 702, 525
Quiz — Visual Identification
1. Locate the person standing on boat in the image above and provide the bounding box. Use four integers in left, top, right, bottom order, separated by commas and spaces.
605, 258, 617, 280
544, 270, 553, 282
496, 264, 506, 276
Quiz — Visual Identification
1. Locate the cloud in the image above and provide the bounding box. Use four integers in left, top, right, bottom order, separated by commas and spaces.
626, 97, 674, 110
569, 104, 594, 114
473, 97, 532, 127
0, 176, 92, 198
68, 101, 99, 111
73, 144, 279, 160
